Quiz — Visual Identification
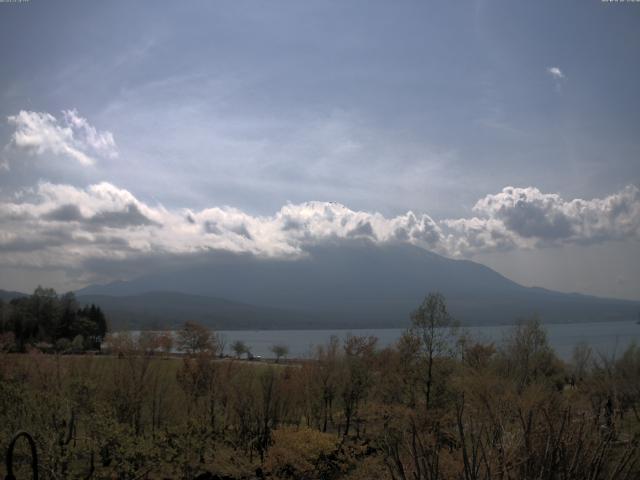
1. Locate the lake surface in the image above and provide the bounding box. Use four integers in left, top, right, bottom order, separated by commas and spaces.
211, 320, 640, 360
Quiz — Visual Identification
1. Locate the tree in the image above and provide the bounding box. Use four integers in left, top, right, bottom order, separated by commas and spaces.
500, 317, 560, 389
176, 321, 215, 355
319, 336, 340, 432
231, 339, 249, 359
85, 304, 108, 347
57, 292, 78, 340
409, 292, 457, 407
138, 331, 161, 355
157, 331, 174, 356
340, 334, 377, 437
571, 341, 592, 383
216, 333, 227, 358
0, 288, 108, 352
0, 331, 15, 352
105, 331, 135, 356
71, 334, 85, 353
271, 344, 289, 363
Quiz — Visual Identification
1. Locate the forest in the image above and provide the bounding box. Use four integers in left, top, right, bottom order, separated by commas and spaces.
1, 293, 639, 479
0, 287, 108, 353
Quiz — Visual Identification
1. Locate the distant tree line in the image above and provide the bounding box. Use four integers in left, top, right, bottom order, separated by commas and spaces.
0, 286, 107, 352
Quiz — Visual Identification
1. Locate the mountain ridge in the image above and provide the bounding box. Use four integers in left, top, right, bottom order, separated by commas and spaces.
0, 289, 28, 301
76, 291, 329, 330
75, 241, 640, 329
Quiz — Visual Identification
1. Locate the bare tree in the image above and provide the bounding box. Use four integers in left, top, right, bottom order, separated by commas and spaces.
176, 321, 215, 355
316, 335, 340, 432
157, 331, 174, 356
571, 341, 592, 383
137, 331, 160, 355
500, 318, 559, 390
231, 339, 249, 359
409, 292, 458, 407
341, 334, 377, 437
270, 344, 289, 363
216, 333, 227, 358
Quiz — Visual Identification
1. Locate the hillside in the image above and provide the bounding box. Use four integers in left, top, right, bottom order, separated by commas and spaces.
0, 289, 28, 301
76, 291, 325, 330
77, 241, 640, 329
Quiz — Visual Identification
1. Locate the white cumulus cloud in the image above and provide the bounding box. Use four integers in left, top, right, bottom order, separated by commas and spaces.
6, 109, 118, 167
445, 185, 640, 254
0, 182, 638, 277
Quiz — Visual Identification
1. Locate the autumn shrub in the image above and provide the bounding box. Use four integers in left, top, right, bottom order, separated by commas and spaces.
264, 427, 340, 479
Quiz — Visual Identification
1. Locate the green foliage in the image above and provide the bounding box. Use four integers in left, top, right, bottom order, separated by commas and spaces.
0, 286, 108, 352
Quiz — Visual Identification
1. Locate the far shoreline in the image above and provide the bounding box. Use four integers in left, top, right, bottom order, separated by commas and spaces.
115, 317, 640, 332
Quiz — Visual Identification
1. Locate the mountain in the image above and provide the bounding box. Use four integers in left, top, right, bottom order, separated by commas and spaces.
76, 291, 326, 330
77, 241, 640, 329
0, 289, 28, 301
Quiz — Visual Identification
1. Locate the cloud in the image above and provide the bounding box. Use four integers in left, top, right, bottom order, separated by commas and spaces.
5, 109, 118, 167
87, 203, 157, 229
445, 185, 640, 254
546, 67, 566, 92
0, 184, 444, 271
347, 221, 376, 239
42, 204, 84, 222
61, 110, 118, 159
546, 67, 565, 80
0, 182, 637, 278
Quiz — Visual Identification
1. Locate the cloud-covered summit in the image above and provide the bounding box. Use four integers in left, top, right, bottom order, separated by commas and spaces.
0, 180, 638, 284
0, 107, 638, 292
1, 1, 639, 298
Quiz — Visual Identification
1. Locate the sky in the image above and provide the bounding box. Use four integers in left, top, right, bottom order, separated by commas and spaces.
0, 0, 639, 300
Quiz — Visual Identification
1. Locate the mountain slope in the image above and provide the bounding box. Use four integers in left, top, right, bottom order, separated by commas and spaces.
77, 291, 326, 330
77, 241, 640, 328
0, 289, 28, 301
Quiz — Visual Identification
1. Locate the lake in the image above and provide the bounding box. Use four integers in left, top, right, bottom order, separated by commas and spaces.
209, 320, 640, 361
